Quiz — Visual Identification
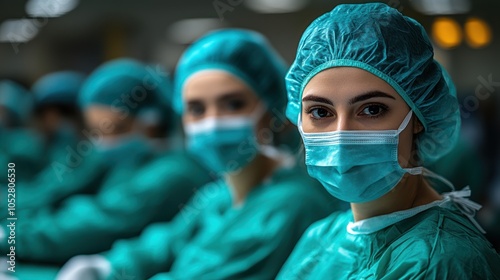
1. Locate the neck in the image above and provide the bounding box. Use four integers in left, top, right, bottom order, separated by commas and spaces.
351, 174, 442, 222
225, 153, 279, 207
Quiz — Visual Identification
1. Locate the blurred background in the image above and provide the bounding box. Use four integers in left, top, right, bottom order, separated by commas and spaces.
1, 0, 499, 246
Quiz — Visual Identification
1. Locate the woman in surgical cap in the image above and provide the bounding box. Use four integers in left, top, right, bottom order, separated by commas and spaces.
0, 58, 211, 266
276, 3, 500, 279
56, 29, 343, 280
32, 71, 86, 161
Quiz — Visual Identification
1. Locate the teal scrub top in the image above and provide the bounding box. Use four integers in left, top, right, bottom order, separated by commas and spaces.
1, 150, 109, 219
103, 166, 343, 280
0, 128, 46, 184
1, 150, 211, 264
277, 200, 500, 280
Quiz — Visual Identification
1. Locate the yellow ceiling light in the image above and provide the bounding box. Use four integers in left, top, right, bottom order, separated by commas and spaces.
432, 17, 462, 49
465, 17, 492, 48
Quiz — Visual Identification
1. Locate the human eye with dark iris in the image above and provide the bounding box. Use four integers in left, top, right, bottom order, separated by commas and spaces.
307, 107, 332, 120
360, 104, 389, 118
226, 98, 247, 111
187, 103, 205, 117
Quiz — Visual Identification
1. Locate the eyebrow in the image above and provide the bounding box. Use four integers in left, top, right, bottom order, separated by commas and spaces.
302, 95, 333, 105
217, 92, 246, 102
186, 91, 246, 106
349, 91, 396, 104
302, 91, 395, 106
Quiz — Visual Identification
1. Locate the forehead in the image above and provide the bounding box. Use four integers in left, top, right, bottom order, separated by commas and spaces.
303, 67, 400, 100
183, 70, 258, 101
84, 105, 128, 123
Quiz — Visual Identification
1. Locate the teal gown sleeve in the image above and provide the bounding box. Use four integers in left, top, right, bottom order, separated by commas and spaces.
103, 182, 219, 280
0, 152, 211, 264
9, 153, 108, 216
149, 168, 338, 280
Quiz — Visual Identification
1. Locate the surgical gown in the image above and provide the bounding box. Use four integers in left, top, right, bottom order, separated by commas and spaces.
0, 150, 211, 264
277, 199, 500, 279
102, 166, 341, 280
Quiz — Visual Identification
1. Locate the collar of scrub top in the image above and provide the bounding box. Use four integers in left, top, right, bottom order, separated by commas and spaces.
347, 176, 485, 235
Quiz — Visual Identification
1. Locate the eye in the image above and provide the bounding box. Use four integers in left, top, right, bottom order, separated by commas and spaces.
187, 103, 205, 117
308, 107, 333, 120
360, 104, 388, 118
225, 99, 247, 112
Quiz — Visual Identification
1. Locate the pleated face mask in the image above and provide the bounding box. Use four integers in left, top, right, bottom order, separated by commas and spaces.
299, 110, 423, 203
184, 105, 265, 174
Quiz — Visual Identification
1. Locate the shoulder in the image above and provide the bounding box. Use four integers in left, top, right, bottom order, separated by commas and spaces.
389, 207, 500, 279
303, 210, 352, 239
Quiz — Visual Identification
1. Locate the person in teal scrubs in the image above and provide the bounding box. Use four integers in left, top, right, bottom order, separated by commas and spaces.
32, 71, 87, 162
276, 3, 500, 279
0, 80, 46, 183
5, 71, 98, 215
55, 29, 344, 280
0, 58, 212, 265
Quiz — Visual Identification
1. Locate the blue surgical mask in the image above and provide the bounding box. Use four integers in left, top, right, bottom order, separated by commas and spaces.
299, 110, 423, 203
94, 134, 150, 164
185, 106, 265, 174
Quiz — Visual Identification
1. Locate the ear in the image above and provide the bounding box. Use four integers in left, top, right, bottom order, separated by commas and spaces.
412, 117, 424, 134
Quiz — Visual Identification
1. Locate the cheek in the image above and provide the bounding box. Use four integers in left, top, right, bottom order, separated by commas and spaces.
397, 124, 416, 167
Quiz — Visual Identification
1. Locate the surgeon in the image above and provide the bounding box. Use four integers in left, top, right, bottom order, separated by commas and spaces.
0, 80, 45, 183
6, 71, 98, 215
56, 29, 343, 280
277, 3, 500, 279
32, 71, 86, 161
0, 58, 211, 264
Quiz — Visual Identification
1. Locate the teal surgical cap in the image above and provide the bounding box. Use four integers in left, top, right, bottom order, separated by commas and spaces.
80, 58, 172, 117
0, 80, 34, 124
32, 71, 86, 106
174, 29, 288, 114
286, 3, 460, 164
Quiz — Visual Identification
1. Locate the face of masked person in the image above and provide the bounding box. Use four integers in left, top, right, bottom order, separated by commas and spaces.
84, 105, 150, 164
182, 70, 268, 175
299, 67, 424, 203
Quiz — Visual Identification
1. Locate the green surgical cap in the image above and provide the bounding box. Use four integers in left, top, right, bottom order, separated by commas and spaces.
0, 80, 33, 124
174, 29, 288, 114
286, 3, 460, 163
32, 71, 86, 107
80, 58, 172, 117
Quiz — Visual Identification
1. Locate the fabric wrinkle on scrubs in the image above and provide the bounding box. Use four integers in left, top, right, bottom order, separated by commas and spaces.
277, 200, 500, 280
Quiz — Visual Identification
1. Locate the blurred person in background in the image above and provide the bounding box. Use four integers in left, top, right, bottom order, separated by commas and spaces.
0, 80, 46, 183
1, 71, 108, 217
0, 58, 212, 269
55, 28, 345, 280
32, 71, 86, 163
